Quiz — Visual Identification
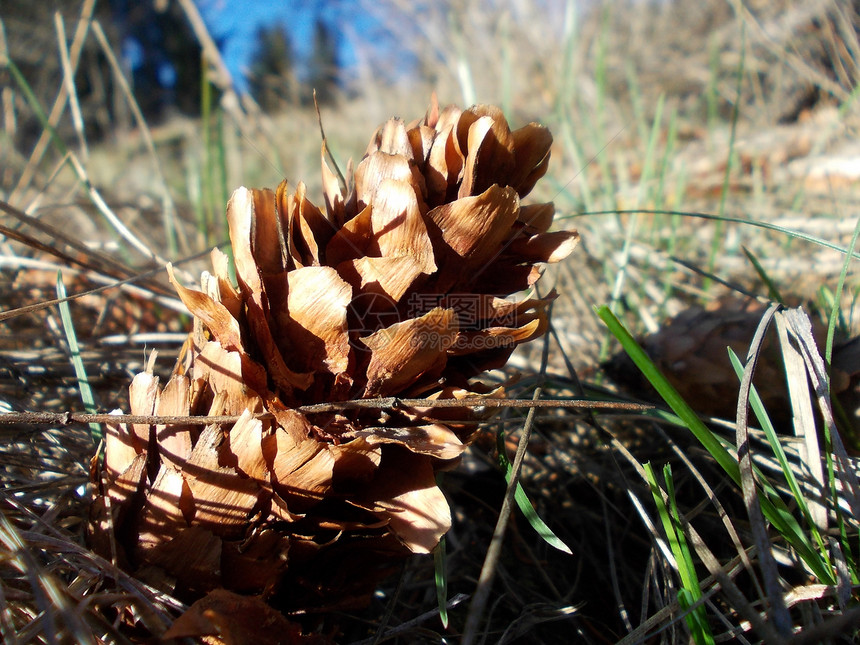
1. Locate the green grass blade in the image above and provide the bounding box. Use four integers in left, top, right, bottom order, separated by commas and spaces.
637, 92, 664, 210
7, 59, 69, 157
572, 209, 860, 261
56, 271, 102, 443
825, 214, 860, 365
597, 306, 738, 478
496, 430, 572, 554
215, 109, 230, 240
663, 465, 699, 589
434, 536, 449, 628
596, 305, 835, 583
201, 68, 216, 246
654, 104, 678, 212
644, 463, 714, 645
742, 246, 784, 304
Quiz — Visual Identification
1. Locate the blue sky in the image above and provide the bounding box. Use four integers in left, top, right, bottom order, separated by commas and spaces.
197, 0, 364, 92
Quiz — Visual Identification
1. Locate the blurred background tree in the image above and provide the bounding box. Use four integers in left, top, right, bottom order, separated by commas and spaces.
304, 17, 341, 107
247, 25, 298, 112
246, 13, 343, 110
111, 0, 208, 119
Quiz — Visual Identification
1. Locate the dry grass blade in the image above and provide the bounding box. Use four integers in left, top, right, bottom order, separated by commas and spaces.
775, 311, 828, 530
734, 303, 793, 637
461, 387, 543, 645
348, 593, 470, 645
54, 13, 87, 159
89, 20, 182, 254
786, 309, 860, 521
0, 510, 93, 644
0, 199, 158, 288
7, 0, 94, 203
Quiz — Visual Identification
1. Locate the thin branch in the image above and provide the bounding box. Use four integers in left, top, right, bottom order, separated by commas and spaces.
0, 398, 651, 427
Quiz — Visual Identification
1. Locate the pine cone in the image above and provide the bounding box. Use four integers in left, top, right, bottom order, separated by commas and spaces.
89, 98, 578, 613
605, 297, 858, 433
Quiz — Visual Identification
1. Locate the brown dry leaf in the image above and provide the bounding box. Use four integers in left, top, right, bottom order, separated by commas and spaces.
265, 426, 334, 507
227, 187, 266, 297
195, 342, 264, 416
210, 247, 243, 319
425, 123, 459, 204
227, 188, 313, 394
470, 294, 552, 327
104, 418, 142, 481
267, 402, 314, 443
275, 181, 306, 270
341, 254, 425, 302
451, 317, 546, 356
471, 261, 544, 295
129, 371, 159, 449
354, 150, 416, 208
330, 436, 383, 486
104, 451, 147, 520
224, 409, 267, 481
248, 187, 287, 277
375, 118, 412, 158
293, 181, 336, 266
460, 106, 516, 197
168, 264, 244, 352
408, 123, 436, 167
457, 114, 494, 198
144, 525, 222, 593
137, 464, 189, 552
222, 529, 291, 593
325, 203, 373, 266
321, 144, 346, 226
518, 202, 556, 234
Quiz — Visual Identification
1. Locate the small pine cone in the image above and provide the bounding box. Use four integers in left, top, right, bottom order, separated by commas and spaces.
604, 297, 860, 431
89, 97, 578, 614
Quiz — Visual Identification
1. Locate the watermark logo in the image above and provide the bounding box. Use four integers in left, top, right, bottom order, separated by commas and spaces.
346, 292, 400, 349
347, 291, 523, 352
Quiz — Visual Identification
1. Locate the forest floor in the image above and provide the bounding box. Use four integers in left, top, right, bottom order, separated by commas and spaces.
2, 0, 860, 643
